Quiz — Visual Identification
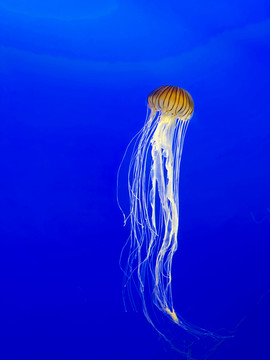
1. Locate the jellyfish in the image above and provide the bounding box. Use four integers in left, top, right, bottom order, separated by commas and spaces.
118, 85, 214, 342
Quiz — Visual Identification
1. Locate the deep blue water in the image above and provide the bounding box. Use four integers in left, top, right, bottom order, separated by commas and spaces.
1, 1, 270, 359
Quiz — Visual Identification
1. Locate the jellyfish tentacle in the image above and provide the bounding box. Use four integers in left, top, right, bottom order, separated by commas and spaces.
149, 117, 183, 322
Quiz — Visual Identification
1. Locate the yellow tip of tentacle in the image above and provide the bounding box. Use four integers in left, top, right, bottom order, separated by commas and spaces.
165, 308, 179, 324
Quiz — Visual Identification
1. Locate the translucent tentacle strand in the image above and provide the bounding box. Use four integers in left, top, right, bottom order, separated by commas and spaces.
121, 109, 191, 328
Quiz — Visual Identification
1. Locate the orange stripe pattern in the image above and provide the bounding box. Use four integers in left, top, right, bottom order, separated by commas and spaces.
147, 85, 194, 120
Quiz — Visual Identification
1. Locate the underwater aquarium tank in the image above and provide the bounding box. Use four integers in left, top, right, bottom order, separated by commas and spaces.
1, 0, 270, 359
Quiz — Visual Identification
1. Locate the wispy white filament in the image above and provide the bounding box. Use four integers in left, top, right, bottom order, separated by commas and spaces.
120, 108, 190, 324
118, 108, 225, 355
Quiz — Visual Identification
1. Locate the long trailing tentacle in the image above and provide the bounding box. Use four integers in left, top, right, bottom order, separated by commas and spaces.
119, 109, 222, 344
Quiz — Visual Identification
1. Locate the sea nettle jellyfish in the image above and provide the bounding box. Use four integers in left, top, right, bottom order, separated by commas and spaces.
118, 85, 213, 341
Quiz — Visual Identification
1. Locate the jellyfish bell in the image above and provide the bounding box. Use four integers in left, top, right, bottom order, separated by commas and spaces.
118, 85, 217, 351
147, 85, 194, 121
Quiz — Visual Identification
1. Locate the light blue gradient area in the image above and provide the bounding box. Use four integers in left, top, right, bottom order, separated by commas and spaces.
1, 0, 269, 61
0, 0, 118, 19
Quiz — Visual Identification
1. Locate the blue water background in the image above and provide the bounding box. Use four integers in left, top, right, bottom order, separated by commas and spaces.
1, 1, 270, 359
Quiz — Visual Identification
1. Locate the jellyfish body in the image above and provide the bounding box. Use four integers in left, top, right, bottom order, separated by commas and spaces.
120, 85, 198, 334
